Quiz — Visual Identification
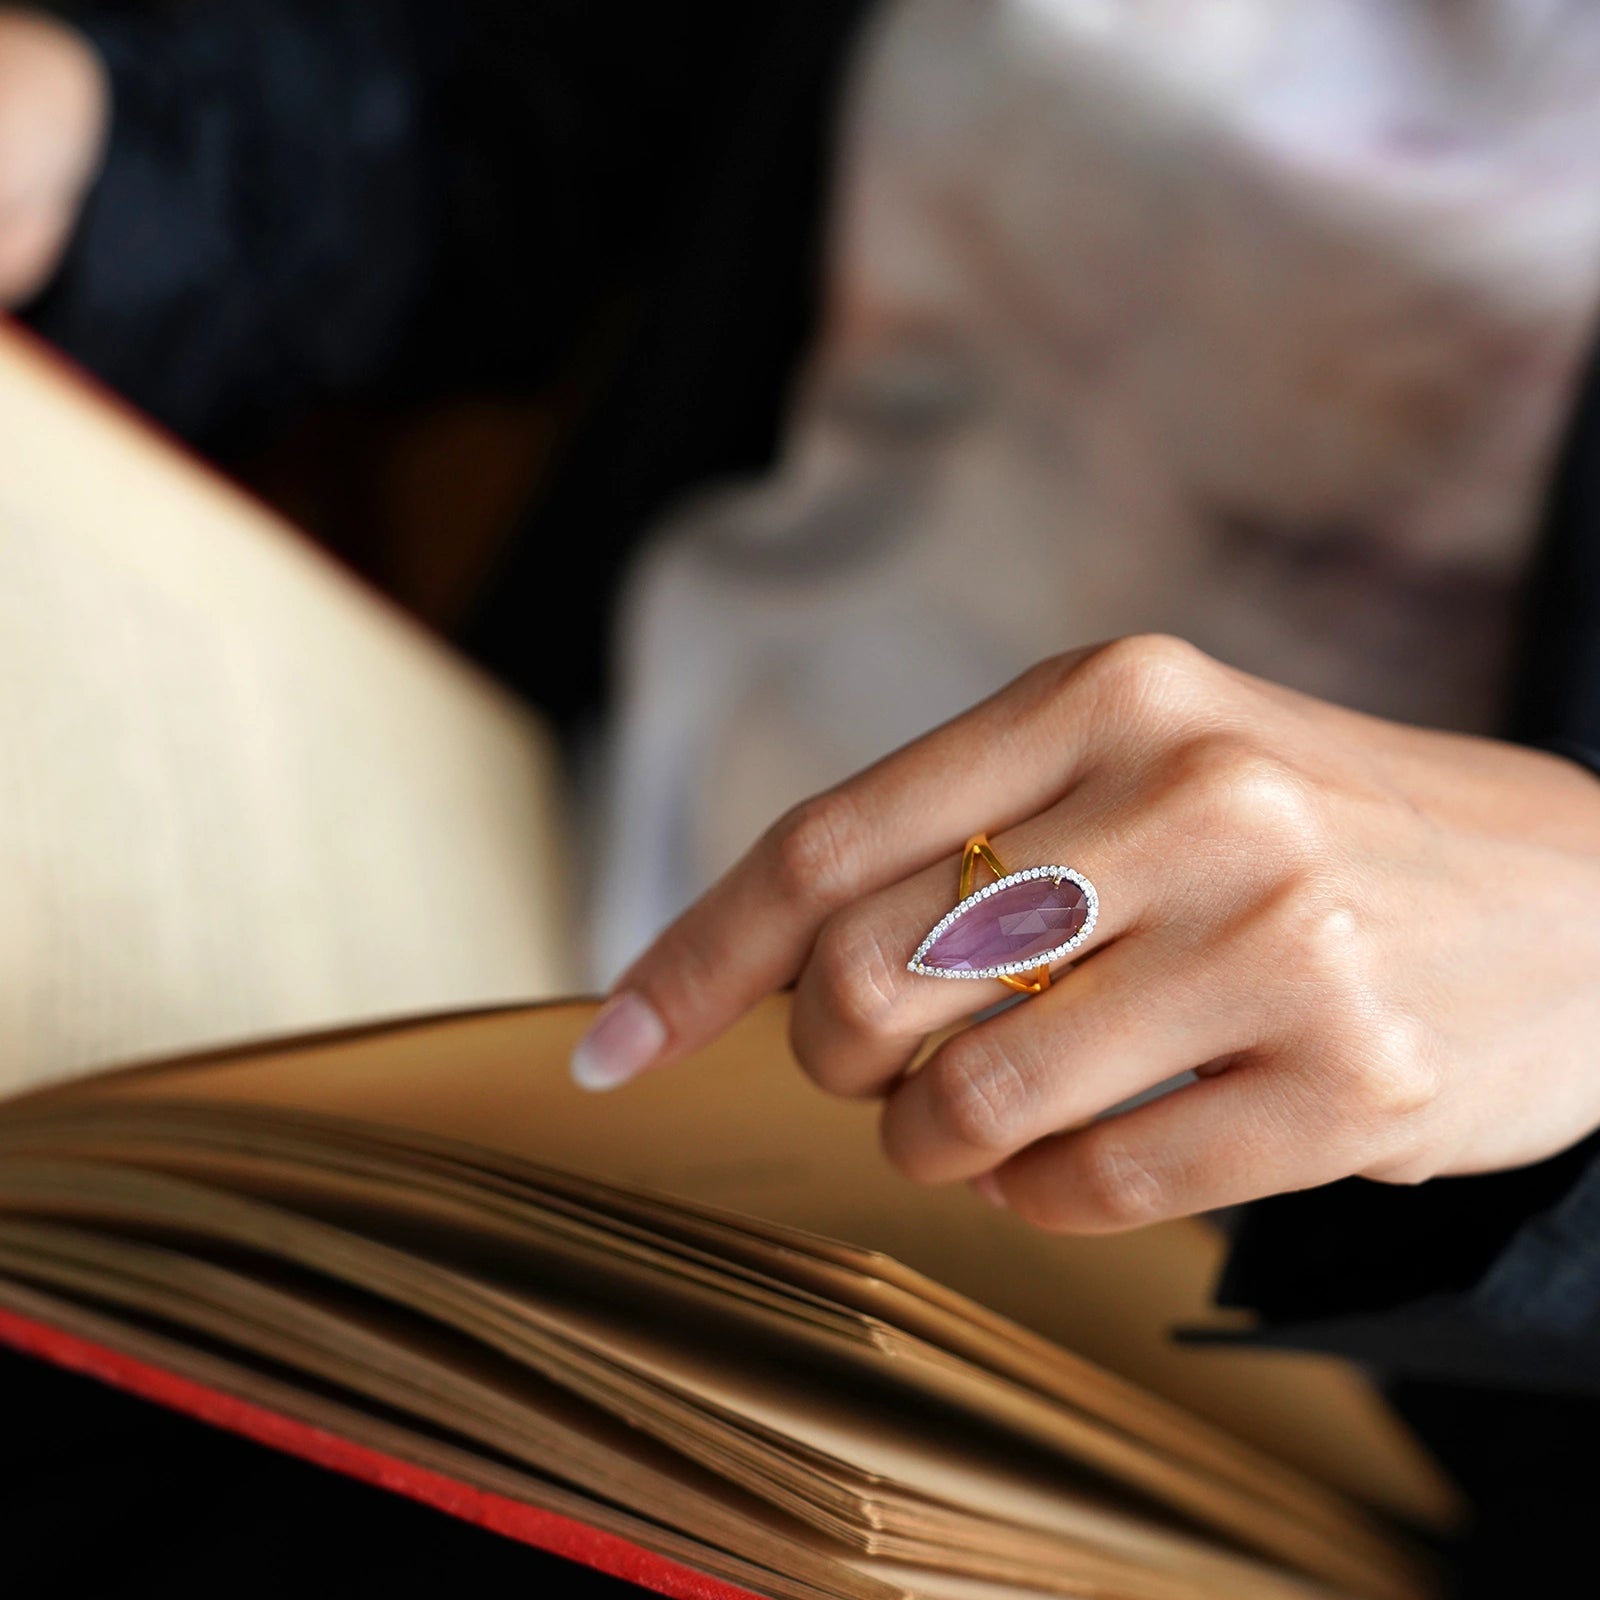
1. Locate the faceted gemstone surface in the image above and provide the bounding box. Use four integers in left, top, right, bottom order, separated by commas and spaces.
920, 876, 1089, 974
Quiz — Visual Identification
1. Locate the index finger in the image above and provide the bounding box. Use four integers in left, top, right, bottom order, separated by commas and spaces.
569, 649, 1106, 1090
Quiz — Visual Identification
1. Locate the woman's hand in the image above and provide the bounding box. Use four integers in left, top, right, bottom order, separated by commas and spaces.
0, 8, 107, 306
573, 635, 1600, 1232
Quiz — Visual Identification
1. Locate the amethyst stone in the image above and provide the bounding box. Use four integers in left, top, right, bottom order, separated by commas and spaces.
909, 869, 1095, 980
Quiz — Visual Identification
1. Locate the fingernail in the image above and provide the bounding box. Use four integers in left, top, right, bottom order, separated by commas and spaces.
570, 992, 668, 1091
970, 1172, 1008, 1209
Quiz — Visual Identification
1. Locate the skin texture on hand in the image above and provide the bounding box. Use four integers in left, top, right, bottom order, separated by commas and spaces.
0, 8, 108, 307
574, 634, 1600, 1233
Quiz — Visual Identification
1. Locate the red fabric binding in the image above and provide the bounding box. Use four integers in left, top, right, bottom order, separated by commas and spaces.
0, 1305, 762, 1600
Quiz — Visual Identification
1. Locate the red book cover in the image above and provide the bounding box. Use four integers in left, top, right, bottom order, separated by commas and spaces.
0, 1304, 760, 1600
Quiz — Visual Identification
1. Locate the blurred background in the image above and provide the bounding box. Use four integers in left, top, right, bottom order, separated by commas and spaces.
10, 0, 1600, 984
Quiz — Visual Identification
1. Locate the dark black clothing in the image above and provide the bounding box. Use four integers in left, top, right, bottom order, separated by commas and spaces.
17, 2, 1600, 1589
35, 1, 843, 438
33, 0, 447, 444
31, 0, 870, 725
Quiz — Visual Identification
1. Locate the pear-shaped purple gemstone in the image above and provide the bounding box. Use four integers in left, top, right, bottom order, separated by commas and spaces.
919, 876, 1090, 975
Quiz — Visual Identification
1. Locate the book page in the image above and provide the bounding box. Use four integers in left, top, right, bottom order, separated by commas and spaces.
79, 1000, 1458, 1530
0, 1131, 1425, 1597
0, 324, 574, 1092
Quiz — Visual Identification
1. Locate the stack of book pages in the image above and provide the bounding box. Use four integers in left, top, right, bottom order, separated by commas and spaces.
0, 1000, 1457, 1600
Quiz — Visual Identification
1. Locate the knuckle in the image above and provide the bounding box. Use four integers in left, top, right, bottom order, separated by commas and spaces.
768, 793, 863, 910
1342, 1018, 1443, 1125
809, 912, 905, 1040
1049, 1134, 1167, 1232
1144, 738, 1329, 876
1199, 742, 1323, 851
1094, 632, 1208, 683
1256, 879, 1405, 1045
1081, 634, 1213, 723
919, 1038, 1035, 1155
1267, 878, 1366, 992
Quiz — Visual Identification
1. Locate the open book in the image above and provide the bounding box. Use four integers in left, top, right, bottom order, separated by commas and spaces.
0, 324, 1458, 1600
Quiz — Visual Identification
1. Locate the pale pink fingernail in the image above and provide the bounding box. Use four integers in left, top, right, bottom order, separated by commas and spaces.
971, 1172, 1008, 1209
570, 992, 668, 1091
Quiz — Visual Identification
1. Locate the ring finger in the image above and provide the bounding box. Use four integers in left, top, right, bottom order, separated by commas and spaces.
789, 785, 1142, 1100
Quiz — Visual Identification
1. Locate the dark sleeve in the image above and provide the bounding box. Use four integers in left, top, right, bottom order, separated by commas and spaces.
1216, 338, 1600, 1394
1502, 328, 1600, 781
21, 0, 453, 444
